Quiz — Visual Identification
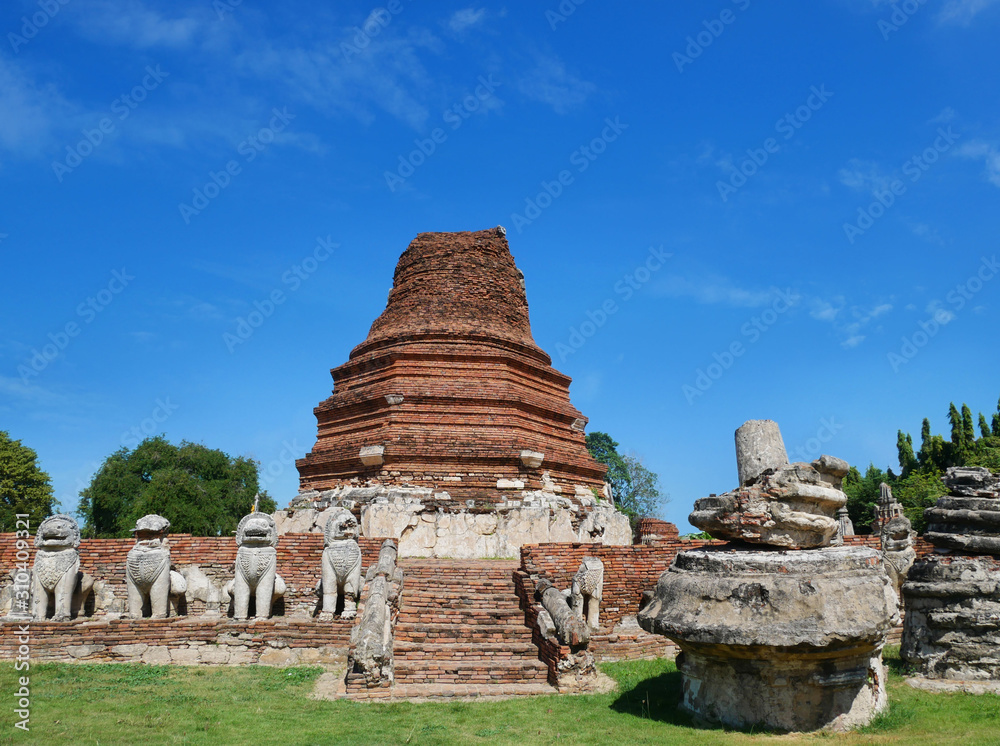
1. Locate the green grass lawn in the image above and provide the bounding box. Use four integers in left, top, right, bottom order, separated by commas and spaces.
2, 648, 999, 745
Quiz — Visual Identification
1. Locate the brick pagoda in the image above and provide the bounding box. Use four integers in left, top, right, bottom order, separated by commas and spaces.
287, 228, 630, 556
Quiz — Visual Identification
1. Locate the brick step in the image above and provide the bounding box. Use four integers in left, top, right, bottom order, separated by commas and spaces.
400, 601, 524, 622
395, 622, 532, 636
399, 590, 518, 600
347, 682, 557, 701
395, 661, 549, 684
395, 643, 540, 660
401, 595, 520, 611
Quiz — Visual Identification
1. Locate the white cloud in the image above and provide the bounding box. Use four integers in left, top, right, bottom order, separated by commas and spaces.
957, 140, 1000, 187
926, 300, 956, 324
810, 297, 892, 348
657, 275, 776, 308
838, 158, 893, 194
939, 0, 1000, 24
516, 54, 594, 114
0, 57, 76, 158
448, 8, 486, 33
70, 0, 206, 49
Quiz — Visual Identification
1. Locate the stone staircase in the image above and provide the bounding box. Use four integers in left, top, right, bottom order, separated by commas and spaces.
389, 559, 554, 699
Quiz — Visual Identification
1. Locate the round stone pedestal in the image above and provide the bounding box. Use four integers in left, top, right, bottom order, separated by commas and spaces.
638, 546, 897, 732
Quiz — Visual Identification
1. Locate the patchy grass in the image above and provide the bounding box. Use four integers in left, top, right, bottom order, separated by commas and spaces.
1, 648, 998, 745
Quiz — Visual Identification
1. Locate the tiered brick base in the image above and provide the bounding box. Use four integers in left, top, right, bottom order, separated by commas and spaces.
386, 559, 553, 699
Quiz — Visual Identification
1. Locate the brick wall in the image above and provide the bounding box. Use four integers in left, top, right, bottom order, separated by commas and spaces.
0, 533, 387, 616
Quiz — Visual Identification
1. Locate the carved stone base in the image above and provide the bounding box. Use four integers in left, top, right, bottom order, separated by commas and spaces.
274, 487, 631, 558
638, 546, 896, 732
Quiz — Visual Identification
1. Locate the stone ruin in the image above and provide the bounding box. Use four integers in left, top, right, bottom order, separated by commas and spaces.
278, 229, 631, 557
902, 466, 1000, 680
125, 514, 187, 619
639, 419, 898, 732
320, 508, 362, 619
31, 514, 91, 621
877, 489, 916, 609
348, 539, 403, 689
224, 512, 286, 620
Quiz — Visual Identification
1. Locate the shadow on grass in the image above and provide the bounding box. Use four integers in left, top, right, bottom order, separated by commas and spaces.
609, 668, 694, 727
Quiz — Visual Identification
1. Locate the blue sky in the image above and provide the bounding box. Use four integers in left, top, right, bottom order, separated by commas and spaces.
2, 0, 999, 533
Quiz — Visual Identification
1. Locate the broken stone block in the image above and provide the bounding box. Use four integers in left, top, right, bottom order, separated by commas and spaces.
638, 546, 896, 732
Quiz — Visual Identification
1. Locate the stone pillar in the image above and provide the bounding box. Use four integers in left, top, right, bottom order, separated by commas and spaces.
734, 419, 788, 486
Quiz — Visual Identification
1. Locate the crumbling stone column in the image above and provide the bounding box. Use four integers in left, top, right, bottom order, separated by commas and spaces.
639, 421, 896, 732
902, 467, 1000, 680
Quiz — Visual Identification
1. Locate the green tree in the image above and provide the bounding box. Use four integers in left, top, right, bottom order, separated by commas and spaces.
894, 470, 947, 534
842, 463, 887, 534
896, 430, 918, 478
585, 432, 666, 521
0, 431, 56, 532
585, 432, 629, 502
78, 436, 275, 537
979, 414, 992, 439
618, 453, 666, 520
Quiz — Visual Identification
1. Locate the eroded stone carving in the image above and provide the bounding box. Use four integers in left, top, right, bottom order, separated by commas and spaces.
321, 508, 362, 618
228, 513, 285, 620
32, 514, 89, 621
349, 539, 403, 687
880, 514, 916, 606
535, 578, 589, 647
126, 514, 186, 619
689, 458, 849, 549
571, 557, 603, 630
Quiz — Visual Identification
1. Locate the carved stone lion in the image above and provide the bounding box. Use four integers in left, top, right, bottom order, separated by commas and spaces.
321, 508, 362, 618
229, 513, 285, 620
571, 556, 604, 630
126, 514, 187, 618
32, 514, 85, 621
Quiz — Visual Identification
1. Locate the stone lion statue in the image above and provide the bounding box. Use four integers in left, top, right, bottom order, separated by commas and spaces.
126, 514, 187, 619
227, 513, 285, 620
571, 556, 604, 630
321, 508, 362, 618
32, 514, 89, 621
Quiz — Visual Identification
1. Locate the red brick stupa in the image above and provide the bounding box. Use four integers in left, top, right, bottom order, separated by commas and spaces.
285, 228, 629, 557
